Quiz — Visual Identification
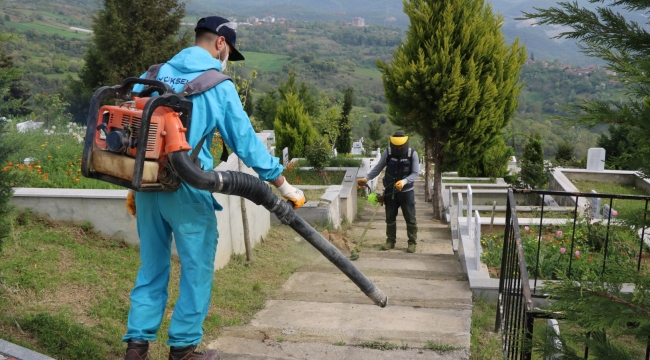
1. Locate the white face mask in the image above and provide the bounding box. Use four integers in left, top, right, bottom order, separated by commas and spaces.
218, 45, 229, 71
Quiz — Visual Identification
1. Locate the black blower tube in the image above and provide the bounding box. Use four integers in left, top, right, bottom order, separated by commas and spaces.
169, 151, 388, 307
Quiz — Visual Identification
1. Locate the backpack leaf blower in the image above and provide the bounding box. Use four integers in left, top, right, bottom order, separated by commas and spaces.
81, 78, 388, 307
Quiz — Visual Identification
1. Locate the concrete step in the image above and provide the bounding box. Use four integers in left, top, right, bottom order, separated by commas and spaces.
352, 222, 449, 233
355, 212, 445, 223
272, 271, 472, 309
299, 258, 465, 280
214, 337, 469, 360
349, 240, 454, 256
348, 225, 450, 236
217, 300, 471, 349
313, 252, 463, 273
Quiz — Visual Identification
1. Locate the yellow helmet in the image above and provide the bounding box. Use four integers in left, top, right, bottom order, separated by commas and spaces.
389, 131, 408, 146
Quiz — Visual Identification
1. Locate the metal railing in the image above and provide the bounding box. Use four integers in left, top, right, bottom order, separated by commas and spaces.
495, 189, 536, 359
495, 188, 650, 359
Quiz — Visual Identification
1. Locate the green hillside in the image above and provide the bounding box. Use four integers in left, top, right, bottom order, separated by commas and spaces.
0, 0, 629, 159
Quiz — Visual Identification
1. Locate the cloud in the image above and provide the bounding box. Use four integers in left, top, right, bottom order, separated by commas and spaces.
516, 18, 537, 28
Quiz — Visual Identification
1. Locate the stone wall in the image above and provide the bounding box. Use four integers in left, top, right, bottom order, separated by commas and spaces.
11, 152, 271, 271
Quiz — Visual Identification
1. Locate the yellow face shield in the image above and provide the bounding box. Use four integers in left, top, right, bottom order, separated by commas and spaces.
389, 135, 409, 146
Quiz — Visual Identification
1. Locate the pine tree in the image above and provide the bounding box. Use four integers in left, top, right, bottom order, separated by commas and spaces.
335, 87, 353, 154
519, 133, 546, 189
555, 140, 576, 165
522, 0, 650, 175
274, 92, 318, 158
255, 90, 279, 130
0, 51, 30, 117
378, 0, 526, 219
278, 72, 320, 117
596, 124, 646, 171
67, 0, 191, 122
368, 117, 383, 150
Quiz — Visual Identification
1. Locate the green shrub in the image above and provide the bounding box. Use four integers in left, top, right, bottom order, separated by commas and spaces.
304, 136, 330, 173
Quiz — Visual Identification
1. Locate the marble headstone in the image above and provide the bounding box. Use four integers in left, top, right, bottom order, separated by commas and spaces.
589, 190, 601, 219
587, 148, 606, 171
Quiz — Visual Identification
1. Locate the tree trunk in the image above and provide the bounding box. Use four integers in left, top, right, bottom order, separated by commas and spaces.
424, 139, 431, 203
432, 139, 444, 221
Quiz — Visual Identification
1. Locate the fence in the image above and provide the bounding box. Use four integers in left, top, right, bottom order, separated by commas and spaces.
495, 188, 650, 359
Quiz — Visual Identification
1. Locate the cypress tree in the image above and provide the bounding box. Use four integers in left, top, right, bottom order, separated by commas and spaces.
335, 87, 353, 154
274, 92, 318, 158
0, 51, 30, 117
255, 90, 279, 131
519, 133, 546, 189
368, 117, 383, 150
378, 0, 526, 219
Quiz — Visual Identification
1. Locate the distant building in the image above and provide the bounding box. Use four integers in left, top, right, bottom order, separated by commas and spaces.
262, 16, 275, 23
352, 17, 365, 26
247, 17, 259, 24
288, 28, 297, 33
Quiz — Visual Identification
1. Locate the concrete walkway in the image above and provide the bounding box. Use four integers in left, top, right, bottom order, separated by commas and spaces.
208, 179, 472, 359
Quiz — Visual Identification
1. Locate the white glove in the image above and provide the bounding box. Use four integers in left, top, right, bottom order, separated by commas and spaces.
277, 180, 306, 209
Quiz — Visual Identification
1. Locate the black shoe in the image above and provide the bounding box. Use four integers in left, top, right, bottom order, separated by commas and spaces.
169, 345, 221, 360
125, 341, 150, 360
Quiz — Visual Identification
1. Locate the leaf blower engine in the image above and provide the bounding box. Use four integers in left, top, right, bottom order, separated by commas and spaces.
81, 78, 387, 307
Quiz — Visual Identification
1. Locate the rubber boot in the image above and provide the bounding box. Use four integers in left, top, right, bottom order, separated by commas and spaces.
168, 345, 221, 360
407, 243, 417, 253
380, 241, 395, 250
124, 341, 151, 360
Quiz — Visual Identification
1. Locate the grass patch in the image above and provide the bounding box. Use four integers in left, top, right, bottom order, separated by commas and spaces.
352, 66, 382, 81
0, 211, 319, 359
424, 341, 464, 352
357, 341, 408, 350
470, 296, 502, 360
240, 52, 289, 72
296, 157, 362, 168
283, 169, 346, 185
3, 21, 90, 39
572, 179, 649, 216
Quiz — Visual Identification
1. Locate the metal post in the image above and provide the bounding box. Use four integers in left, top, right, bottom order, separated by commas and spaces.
491, 200, 496, 231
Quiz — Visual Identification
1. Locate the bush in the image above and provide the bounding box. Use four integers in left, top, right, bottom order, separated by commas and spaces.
304, 136, 330, 173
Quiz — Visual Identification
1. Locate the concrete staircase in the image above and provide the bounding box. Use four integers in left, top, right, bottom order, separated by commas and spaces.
209, 179, 472, 359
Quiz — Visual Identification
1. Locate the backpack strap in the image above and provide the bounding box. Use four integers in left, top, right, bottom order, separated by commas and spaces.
180, 70, 232, 98
145, 63, 164, 80
143, 65, 233, 163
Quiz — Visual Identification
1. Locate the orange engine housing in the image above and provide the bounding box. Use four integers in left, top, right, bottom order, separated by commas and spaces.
94, 97, 191, 160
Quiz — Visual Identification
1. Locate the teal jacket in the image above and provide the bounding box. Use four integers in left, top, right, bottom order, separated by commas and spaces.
135, 46, 283, 180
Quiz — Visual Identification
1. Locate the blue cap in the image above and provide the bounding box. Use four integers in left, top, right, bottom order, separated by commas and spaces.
195, 16, 245, 61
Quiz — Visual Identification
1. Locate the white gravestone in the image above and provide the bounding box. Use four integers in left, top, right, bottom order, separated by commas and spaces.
282, 147, 289, 167
587, 148, 606, 171
589, 190, 601, 220
603, 204, 617, 220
